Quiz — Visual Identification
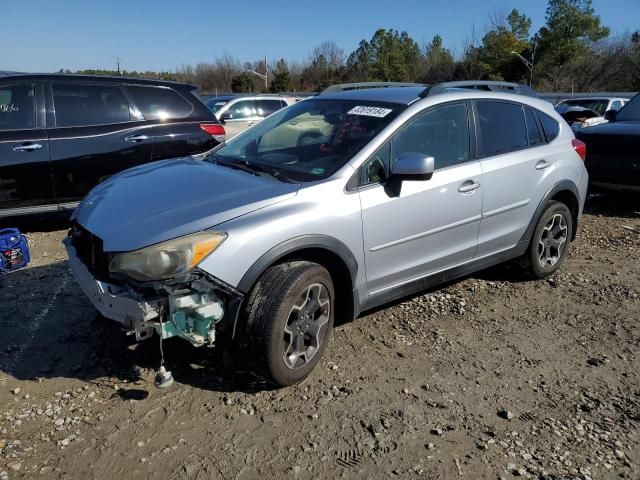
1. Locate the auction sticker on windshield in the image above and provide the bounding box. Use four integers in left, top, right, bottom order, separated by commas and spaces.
348, 106, 393, 118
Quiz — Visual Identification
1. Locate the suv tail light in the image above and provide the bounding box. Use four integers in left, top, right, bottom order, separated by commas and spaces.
572, 138, 586, 161
200, 123, 226, 137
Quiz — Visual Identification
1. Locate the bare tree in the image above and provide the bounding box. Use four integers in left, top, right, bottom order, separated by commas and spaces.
214, 53, 241, 92
312, 41, 345, 68
536, 35, 637, 92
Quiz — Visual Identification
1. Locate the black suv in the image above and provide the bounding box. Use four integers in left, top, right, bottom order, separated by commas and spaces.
0, 73, 224, 217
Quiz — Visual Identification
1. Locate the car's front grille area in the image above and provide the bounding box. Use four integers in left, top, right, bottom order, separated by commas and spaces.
69, 223, 111, 281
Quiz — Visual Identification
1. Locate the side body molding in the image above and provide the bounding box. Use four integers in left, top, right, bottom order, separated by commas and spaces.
359, 179, 583, 314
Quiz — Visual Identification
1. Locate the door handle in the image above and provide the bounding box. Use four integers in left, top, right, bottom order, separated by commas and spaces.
458, 180, 481, 193
124, 134, 150, 143
535, 159, 552, 170
13, 143, 43, 152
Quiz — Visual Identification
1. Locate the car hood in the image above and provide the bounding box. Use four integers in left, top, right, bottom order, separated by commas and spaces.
73, 157, 300, 252
576, 120, 640, 137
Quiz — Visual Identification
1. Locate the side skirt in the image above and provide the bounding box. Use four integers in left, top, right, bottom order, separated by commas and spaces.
359, 239, 528, 314
0, 202, 79, 219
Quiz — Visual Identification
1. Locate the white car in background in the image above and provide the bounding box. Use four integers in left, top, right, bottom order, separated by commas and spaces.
206, 95, 299, 138
555, 97, 629, 131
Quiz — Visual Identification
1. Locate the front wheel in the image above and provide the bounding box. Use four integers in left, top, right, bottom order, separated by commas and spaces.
241, 261, 334, 387
518, 200, 573, 279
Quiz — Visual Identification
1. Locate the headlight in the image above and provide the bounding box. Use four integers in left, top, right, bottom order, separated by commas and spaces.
110, 231, 227, 281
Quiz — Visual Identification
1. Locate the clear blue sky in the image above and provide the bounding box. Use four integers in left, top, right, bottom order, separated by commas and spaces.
2, 0, 639, 73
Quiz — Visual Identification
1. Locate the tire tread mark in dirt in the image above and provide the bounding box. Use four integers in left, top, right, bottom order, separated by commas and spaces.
336, 447, 365, 467
519, 411, 536, 422
2, 273, 70, 373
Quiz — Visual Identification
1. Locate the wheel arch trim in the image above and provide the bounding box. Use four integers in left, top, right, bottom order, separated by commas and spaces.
520, 179, 581, 245
237, 234, 359, 295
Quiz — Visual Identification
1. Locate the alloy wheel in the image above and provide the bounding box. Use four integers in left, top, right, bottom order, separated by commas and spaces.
283, 283, 331, 369
538, 213, 568, 268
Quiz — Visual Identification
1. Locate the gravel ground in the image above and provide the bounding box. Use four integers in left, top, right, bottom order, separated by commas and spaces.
0, 194, 639, 479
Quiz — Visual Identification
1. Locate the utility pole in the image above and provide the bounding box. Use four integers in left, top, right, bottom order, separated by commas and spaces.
116, 57, 121, 76
245, 56, 268, 91
510, 42, 536, 86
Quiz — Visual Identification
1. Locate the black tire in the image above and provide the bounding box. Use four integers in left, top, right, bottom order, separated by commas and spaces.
519, 200, 573, 279
241, 261, 334, 387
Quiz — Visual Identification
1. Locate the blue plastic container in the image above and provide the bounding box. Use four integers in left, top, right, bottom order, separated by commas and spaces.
0, 228, 30, 274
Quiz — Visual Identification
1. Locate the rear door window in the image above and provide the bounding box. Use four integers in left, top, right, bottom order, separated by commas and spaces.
126, 85, 193, 120
255, 99, 283, 117
53, 83, 132, 127
476, 101, 528, 157
0, 83, 35, 130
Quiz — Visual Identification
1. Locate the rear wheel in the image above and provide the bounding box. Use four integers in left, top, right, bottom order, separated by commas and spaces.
518, 200, 573, 279
242, 261, 334, 387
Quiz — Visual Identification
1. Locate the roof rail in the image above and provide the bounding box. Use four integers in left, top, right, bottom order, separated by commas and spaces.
0, 71, 26, 77
319, 82, 425, 95
420, 81, 537, 98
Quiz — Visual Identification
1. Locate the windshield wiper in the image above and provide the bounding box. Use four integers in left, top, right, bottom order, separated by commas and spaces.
214, 157, 294, 183
245, 161, 295, 183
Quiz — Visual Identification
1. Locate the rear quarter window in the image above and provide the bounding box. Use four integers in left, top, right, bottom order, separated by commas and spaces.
126, 85, 193, 120
538, 111, 560, 142
524, 107, 544, 146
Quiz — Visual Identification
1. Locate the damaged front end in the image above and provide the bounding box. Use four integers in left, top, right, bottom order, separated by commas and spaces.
128, 272, 242, 347
63, 234, 243, 348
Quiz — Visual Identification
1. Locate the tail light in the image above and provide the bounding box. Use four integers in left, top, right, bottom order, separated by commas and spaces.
572, 138, 586, 161
200, 123, 226, 137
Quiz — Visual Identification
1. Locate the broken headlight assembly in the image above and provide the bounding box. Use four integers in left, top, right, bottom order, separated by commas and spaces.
109, 231, 227, 282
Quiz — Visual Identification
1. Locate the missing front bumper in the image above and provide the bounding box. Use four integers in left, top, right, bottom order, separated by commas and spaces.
65, 238, 240, 347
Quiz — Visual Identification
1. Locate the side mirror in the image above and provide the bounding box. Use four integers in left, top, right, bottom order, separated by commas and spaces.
391, 152, 435, 181
221, 112, 233, 122
603, 109, 617, 122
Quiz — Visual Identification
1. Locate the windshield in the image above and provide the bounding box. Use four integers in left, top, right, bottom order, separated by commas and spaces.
208, 99, 403, 182
616, 94, 640, 121
558, 99, 609, 116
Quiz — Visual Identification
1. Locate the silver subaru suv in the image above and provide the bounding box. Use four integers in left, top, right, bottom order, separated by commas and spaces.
65, 81, 589, 387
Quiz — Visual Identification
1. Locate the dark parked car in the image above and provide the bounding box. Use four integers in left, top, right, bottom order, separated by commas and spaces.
0, 73, 225, 218
575, 93, 640, 192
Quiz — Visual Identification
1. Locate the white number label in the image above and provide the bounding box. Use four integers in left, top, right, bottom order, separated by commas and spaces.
347, 106, 393, 118
0, 104, 18, 113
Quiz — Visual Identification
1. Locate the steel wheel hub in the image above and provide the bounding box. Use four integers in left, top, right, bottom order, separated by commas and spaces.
283, 283, 330, 369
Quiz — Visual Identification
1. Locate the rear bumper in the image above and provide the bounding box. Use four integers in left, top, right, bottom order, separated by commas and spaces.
590, 181, 640, 192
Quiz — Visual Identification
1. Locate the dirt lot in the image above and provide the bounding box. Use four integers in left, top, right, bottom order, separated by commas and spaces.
0, 194, 639, 479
